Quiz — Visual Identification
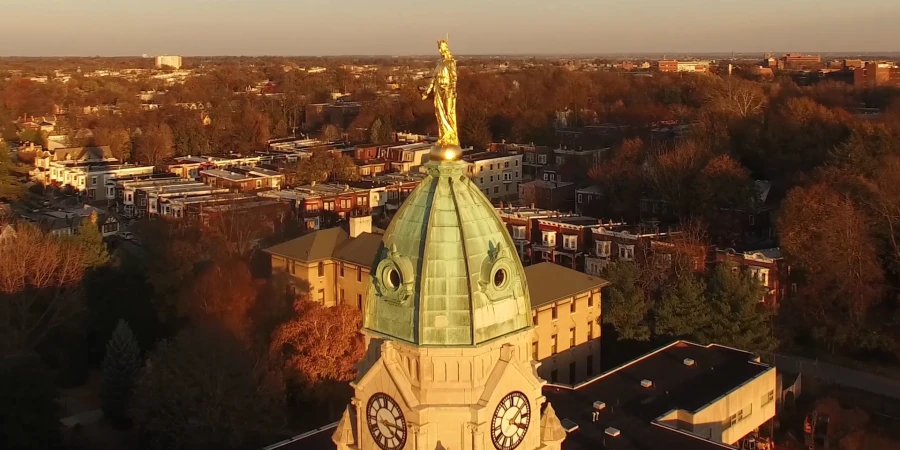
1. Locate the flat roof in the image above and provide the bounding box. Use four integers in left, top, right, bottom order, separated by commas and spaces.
463, 151, 521, 162
539, 216, 600, 227
202, 169, 252, 181
546, 341, 771, 450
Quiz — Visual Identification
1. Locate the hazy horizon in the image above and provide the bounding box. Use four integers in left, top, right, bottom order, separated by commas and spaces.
2, 0, 899, 57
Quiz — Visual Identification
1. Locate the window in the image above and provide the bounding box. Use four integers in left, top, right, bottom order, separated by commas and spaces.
357, 269, 362, 282
489, 175, 493, 182
570, 301, 576, 314
340, 264, 344, 277
761, 390, 775, 407
256, 179, 262, 188
587, 355, 594, 375
357, 294, 363, 310
563, 235, 577, 250
324, 201, 334, 211
358, 195, 368, 206
587, 321, 593, 340
532, 341, 538, 360
551, 334, 558, 355
90, 176, 97, 186
538, 154, 547, 164
619, 244, 635, 261
532, 313, 538, 326
577, 193, 583, 203
542, 173, 549, 181
504, 161, 509, 168
596, 241, 611, 257
317, 289, 325, 303
551, 306, 558, 320
288, 259, 296, 275
588, 294, 594, 308
515, 160, 519, 166
493, 186, 499, 194
542, 231, 557, 246
305, 203, 319, 212
502, 172, 512, 181
318, 261, 325, 277
505, 184, 510, 192
569, 328, 576, 347
512, 226, 526, 240
550, 369, 558, 383
490, 164, 494, 170
480, 166, 484, 173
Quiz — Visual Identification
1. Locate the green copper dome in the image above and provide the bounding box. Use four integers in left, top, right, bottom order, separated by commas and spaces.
364, 157, 532, 346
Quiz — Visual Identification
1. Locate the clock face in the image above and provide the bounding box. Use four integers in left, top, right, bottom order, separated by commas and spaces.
366, 393, 407, 450
491, 391, 531, 450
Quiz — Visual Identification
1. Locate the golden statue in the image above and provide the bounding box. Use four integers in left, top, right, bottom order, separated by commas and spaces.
422, 39, 459, 149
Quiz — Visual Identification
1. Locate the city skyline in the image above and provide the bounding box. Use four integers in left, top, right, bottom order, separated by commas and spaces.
1, 0, 899, 57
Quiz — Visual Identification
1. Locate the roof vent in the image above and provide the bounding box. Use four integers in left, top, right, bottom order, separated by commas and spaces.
683, 358, 696, 367
560, 419, 579, 432
605, 427, 621, 437
593, 401, 606, 411
640, 379, 653, 388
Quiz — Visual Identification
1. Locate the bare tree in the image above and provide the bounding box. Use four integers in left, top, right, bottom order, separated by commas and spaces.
706, 77, 767, 119
0, 225, 88, 355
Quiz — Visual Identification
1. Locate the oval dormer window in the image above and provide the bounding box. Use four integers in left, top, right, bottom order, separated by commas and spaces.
493, 267, 507, 289
386, 267, 402, 289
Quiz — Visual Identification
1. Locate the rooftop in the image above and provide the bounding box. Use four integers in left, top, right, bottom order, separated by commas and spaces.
463, 151, 521, 162
525, 262, 609, 308
546, 341, 771, 450
538, 216, 601, 228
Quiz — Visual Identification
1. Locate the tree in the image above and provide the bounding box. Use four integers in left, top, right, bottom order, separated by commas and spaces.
181, 259, 257, 339
292, 149, 360, 185
0, 354, 61, 450
133, 325, 284, 450
653, 273, 711, 342
705, 264, 777, 356
0, 224, 88, 355
705, 77, 767, 119
72, 211, 109, 269
101, 320, 141, 427
0, 142, 25, 202
370, 116, 394, 144
321, 124, 341, 142
778, 182, 884, 352
133, 122, 174, 166
269, 300, 364, 416
602, 262, 651, 341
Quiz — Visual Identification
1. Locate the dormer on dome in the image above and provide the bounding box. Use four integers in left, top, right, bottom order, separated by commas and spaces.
363, 156, 532, 346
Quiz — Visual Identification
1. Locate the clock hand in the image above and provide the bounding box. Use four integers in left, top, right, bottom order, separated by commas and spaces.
380, 419, 400, 430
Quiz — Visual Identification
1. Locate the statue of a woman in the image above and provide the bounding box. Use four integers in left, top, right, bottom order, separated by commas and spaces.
422, 39, 459, 148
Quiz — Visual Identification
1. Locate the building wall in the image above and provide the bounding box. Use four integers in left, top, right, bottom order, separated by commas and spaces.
691, 365, 776, 445
468, 154, 523, 201
531, 288, 602, 385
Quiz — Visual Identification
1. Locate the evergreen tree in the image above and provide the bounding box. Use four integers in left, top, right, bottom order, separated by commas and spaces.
653, 273, 712, 342
602, 262, 651, 341
75, 211, 109, 268
370, 117, 393, 144
101, 320, 141, 427
705, 264, 778, 356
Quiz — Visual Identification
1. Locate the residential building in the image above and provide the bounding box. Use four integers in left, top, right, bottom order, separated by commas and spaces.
31, 146, 156, 201
25, 205, 120, 237
154, 55, 183, 69
259, 183, 373, 231
30, 145, 114, 184
381, 142, 432, 172
545, 340, 777, 449
166, 155, 263, 180
497, 206, 574, 264
463, 151, 523, 201
200, 165, 284, 192
113, 178, 200, 218
532, 215, 601, 269
715, 247, 787, 306
574, 185, 604, 217
584, 223, 707, 277
519, 180, 576, 211
162, 193, 259, 220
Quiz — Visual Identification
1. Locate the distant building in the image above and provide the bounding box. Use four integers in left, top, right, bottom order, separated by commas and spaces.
200, 166, 284, 192
519, 180, 576, 211
676, 61, 710, 73
166, 155, 263, 180
778, 53, 822, 71
854, 62, 900, 87
154, 55, 183, 69
715, 247, 787, 306
655, 60, 679, 72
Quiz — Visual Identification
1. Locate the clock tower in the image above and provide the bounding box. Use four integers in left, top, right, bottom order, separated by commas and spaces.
331, 147, 567, 450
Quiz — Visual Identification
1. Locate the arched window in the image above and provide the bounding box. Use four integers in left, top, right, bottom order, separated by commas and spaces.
318, 261, 324, 277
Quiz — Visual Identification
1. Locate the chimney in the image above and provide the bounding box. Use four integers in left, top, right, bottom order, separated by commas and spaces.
349, 214, 372, 238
